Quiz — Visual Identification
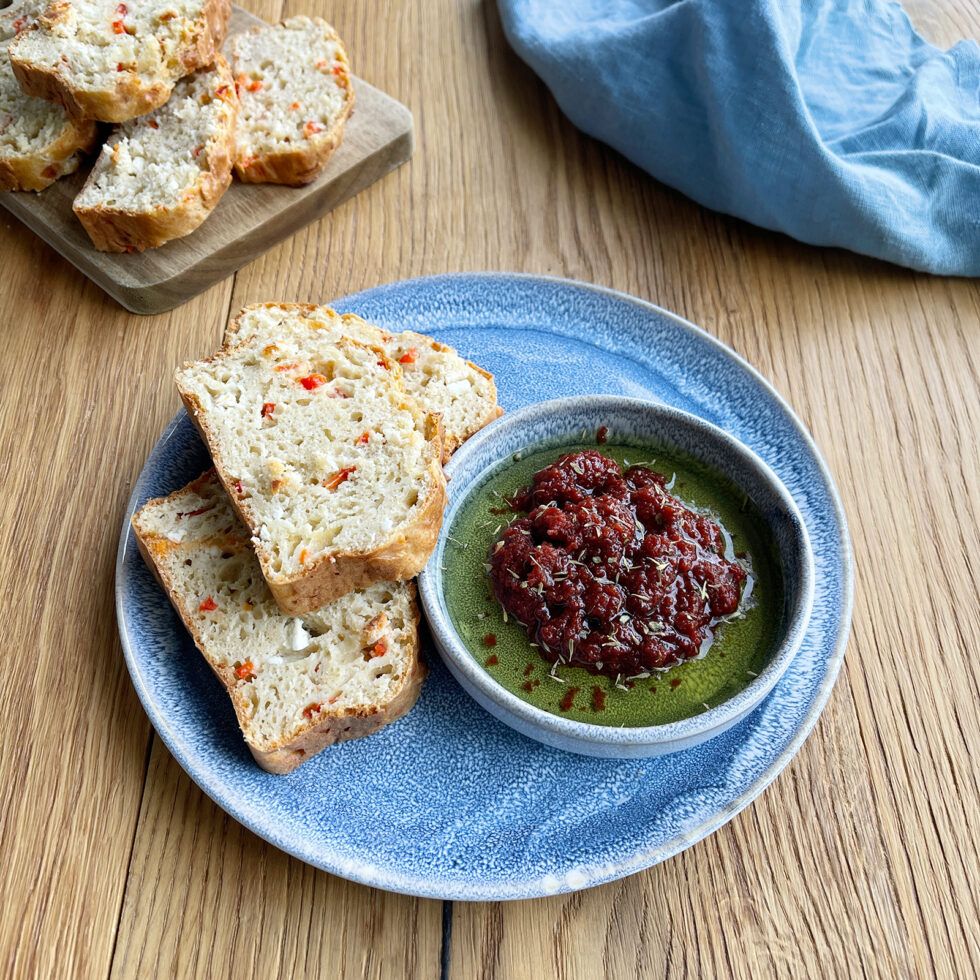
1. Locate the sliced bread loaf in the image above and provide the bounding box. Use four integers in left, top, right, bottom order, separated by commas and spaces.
72, 54, 237, 251
225, 303, 504, 458
8, 0, 230, 122
175, 332, 447, 615
0, 49, 97, 191
132, 470, 425, 774
230, 16, 354, 185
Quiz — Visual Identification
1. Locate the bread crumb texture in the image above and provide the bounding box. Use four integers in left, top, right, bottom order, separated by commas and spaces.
232, 15, 353, 183
133, 471, 420, 756
176, 333, 443, 581
229, 304, 504, 457
75, 58, 234, 210
72, 55, 236, 249
0, 0, 44, 41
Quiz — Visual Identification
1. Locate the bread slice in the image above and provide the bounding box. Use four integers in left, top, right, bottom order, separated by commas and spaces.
0, 0, 44, 40
0, 49, 97, 191
225, 303, 504, 459
230, 16, 354, 185
132, 470, 425, 774
72, 54, 236, 252
8, 0, 230, 122
175, 332, 448, 615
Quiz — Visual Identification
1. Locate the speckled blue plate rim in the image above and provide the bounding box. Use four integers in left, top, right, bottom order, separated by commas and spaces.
116, 272, 854, 901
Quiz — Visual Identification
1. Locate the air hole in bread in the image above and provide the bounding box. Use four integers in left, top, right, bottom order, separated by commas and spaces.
219, 563, 243, 583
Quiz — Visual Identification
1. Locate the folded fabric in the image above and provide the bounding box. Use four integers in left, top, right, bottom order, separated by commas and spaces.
498, 0, 980, 276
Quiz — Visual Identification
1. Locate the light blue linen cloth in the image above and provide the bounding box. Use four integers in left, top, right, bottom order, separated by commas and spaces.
497, 0, 980, 275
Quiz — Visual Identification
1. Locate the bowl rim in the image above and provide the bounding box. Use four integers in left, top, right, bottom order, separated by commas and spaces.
418, 394, 816, 749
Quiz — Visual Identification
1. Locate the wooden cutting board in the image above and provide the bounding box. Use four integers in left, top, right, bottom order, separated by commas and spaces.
0, 6, 413, 314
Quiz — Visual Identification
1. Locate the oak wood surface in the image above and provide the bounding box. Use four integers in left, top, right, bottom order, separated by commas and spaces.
0, 0, 977, 978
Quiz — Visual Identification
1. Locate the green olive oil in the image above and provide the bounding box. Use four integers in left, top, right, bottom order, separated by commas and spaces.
443, 442, 783, 727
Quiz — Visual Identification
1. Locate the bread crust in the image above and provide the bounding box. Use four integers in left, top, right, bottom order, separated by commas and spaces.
178, 373, 448, 615
242, 603, 426, 774
131, 471, 426, 775
183, 0, 230, 69
0, 112, 97, 191
8, 0, 231, 122
231, 18, 355, 186
72, 54, 237, 252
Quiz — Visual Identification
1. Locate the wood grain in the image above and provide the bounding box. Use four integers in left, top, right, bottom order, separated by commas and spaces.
0, 208, 234, 979
109, 740, 442, 980
0, 0, 979, 977
449, 2, 980, 978
0, 6, 413, 315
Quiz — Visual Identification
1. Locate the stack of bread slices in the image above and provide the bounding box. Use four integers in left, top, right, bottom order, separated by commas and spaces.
133, 304, 503, 773
2, 5, 355, 251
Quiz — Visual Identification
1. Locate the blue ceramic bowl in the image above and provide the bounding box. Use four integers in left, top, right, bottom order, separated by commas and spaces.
419, 395, 815, 758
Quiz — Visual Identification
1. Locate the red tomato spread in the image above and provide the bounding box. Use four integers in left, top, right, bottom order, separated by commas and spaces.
488, 450, 746, 679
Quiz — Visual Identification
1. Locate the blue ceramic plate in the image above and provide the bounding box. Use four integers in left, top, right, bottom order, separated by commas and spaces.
116, 273, 852, 901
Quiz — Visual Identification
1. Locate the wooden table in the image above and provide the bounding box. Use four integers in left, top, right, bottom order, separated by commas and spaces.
2, 1, 977, 976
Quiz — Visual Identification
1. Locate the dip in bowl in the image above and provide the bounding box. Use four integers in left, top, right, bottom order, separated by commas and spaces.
418, 396, 814, 757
